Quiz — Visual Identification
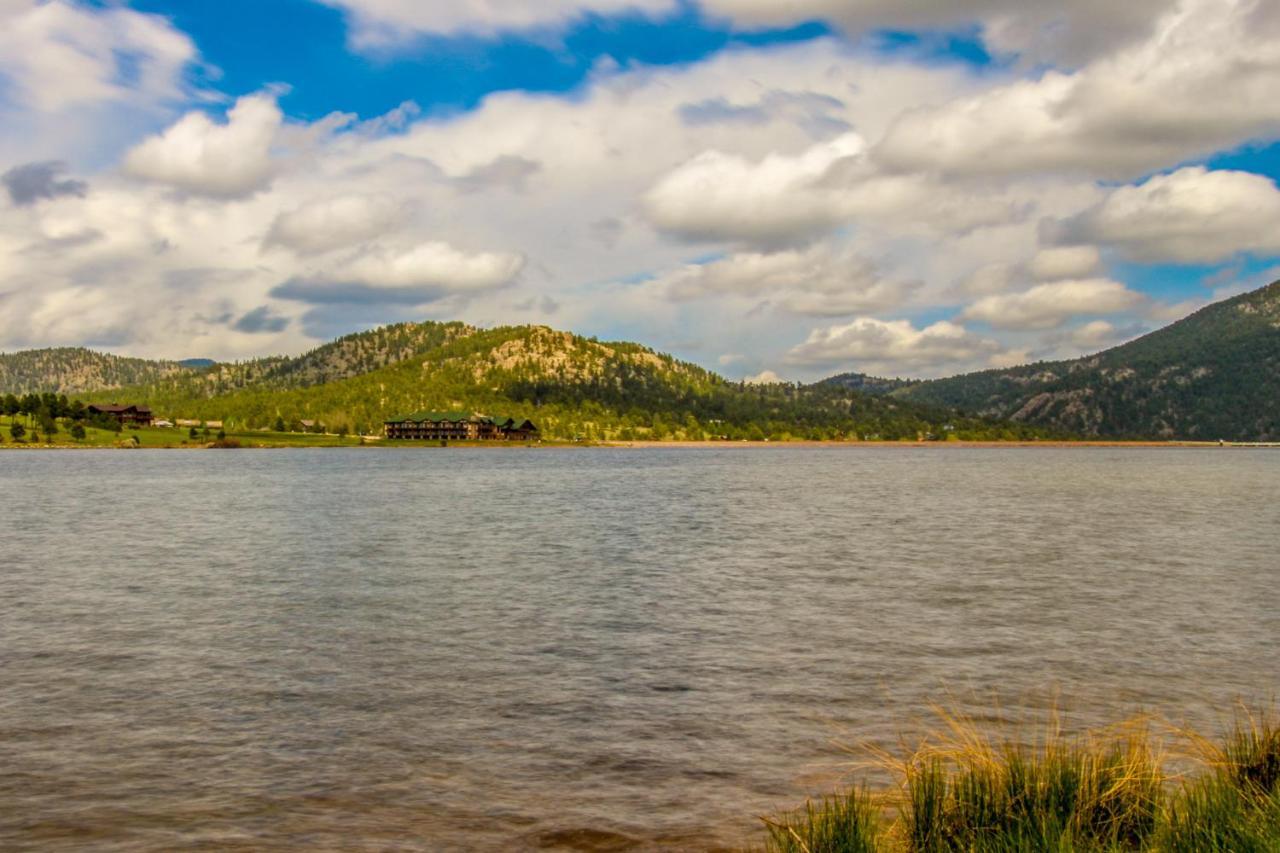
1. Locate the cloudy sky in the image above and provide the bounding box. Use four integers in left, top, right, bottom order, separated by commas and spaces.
3, 0, 1280, 380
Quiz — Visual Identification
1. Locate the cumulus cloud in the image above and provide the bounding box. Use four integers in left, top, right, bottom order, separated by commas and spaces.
744, 369, 786, 385
1061, 320, 1138, 350
452, 155, 541, 194
644, 130, 1038, 250
786, 317, 1006, 376
124, 94, 284, 198
1050, 167, 1280, 263
1027, 245, 1102, 281
873, 0, 1280, 181
957, 262, 1019, 297
0, 0, 195, 112
701, 0, 1176, 65
272, 242, 525, 305
652, 243, 919, 316
2, 161, 87, 206
265, 194, 405, 255
320, 0, 676, 46
678, 90, 851, 139
960, 278, 1145, 330
643, 134, 862, 247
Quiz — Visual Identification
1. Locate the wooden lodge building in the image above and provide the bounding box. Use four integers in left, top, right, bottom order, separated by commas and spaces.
384, 411, 538, 442
87, 404, 153, 427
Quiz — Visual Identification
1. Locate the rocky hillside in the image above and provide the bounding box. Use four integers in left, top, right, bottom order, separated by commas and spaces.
78, 323, 1051, 441
0, 348, 195, 395
894, 280, 1280, 440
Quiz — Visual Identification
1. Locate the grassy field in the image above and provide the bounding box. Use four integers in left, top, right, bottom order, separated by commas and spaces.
763, 706, 1280, 852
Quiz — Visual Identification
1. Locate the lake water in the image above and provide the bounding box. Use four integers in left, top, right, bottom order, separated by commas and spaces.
1, 447, 1277, 850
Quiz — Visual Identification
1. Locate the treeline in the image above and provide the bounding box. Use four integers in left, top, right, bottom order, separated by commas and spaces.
0, 391, 122, 442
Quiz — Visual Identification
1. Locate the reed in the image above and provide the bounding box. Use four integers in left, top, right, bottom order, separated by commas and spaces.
760, 703, 1279, 852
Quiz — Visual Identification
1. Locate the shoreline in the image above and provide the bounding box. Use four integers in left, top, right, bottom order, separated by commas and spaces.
2, 438, 1274, 451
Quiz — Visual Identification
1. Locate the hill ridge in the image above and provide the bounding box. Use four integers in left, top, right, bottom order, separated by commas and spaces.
892, 280, 1280, 440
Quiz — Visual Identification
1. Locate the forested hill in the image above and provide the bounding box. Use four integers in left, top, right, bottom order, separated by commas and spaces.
892, 280, 1280, 441
119, 321, 475, 400
0, 348, 195, 395
822, 372, 919, 396
75, 323, 1052, 441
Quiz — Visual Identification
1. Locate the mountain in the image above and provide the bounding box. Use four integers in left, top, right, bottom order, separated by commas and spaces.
893, 280, 1280, 441
0, 347, 195, 395
822, 372, 919, 396
74, 323, 1052, 442
128, 321, 475, 400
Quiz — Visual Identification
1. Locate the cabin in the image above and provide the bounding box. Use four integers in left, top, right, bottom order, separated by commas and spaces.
87, 403, 153, 427
384, 411, 539, 442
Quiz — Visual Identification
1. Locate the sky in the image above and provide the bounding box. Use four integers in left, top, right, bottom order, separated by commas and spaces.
3, 1, 1280, 381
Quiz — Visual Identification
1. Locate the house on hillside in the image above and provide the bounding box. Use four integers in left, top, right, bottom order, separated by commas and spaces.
384, 412, 538, 441
87, 404, 153, 427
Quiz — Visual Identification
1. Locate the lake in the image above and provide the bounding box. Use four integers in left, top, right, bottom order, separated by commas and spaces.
1, 447, 1277, 850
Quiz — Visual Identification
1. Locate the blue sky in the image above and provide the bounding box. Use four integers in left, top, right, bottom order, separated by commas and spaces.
2, 0, 1280, 378
125, 0, 833, 121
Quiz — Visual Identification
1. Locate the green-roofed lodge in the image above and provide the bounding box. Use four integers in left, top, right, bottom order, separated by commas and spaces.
383, 411, 538, 442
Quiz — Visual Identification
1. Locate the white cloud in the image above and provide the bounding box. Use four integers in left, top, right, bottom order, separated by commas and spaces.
0, 1, 195, 112
335, 242, 524, 289
124, 94, 284, 198
744, 369, 785, 384
1066, 320, 1127, 349
873, 0, 1280, 181
272, 242, 525, 305
643, 131, 1033, 249
786, 317, 1006, 376
265, 194, 405, 254
1028, 245, 1102, 281
643, 134, 863, 247
320, 0, 676, 47
960, 278, 1144, 330
958, 262, 1018, 297
701, 0, 1176, 65
652, 243, 919, 316
1053, 167, 1280, 263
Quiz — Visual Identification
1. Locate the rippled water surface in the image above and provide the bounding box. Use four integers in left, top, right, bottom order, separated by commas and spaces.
2, 447, 1278, 850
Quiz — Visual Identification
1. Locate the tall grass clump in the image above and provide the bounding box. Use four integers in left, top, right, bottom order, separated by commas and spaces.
760, 702, 1280, 852
762, 787, 882, 853
1159, 709, 1280, 852
896, 713, 1161, 851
